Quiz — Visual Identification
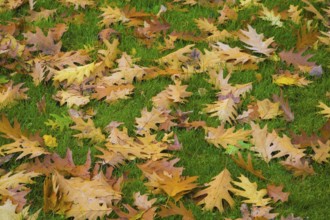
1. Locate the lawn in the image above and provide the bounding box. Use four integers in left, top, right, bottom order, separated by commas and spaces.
0, 0, 330, 219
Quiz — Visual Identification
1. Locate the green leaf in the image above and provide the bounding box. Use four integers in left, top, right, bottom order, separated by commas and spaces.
45, 114, 72, 132
225, 145, 239, 155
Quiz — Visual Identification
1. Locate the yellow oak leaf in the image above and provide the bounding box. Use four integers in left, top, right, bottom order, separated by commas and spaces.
165, 80, 192, 103
312, 140, 330, 163
205, 125, 251, 149
70, 116, 105, 144
317, 101, 330, 118
0, 199, 40, 220
0, 115, 49, 160
53, 62, 95, 86
257, 99, 283, 119
135, 107, 167, 135
273, 74, 297, 85
231, 174, 271, 206
194, 168, 234, 212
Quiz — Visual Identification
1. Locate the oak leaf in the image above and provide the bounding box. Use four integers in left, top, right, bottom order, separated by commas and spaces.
317, 101, 330, 118
250, 122, 305, 163
0, 199, 40, 220
194, 168, 235, 212
205, 125, 251, 149
53, 89, 90, 108
260, 6, 283, 27
100, 6, 128, 27
166, 80, 192, 103
44, 171, 121, 220
135, 107, 168, 135
115, 193, 157, 220
92, 84, 134, 103
239, 203, 278, 220
231, 175, 271, 206
24, 27, 62, 55
203, 98, 237, 125
0, 81, 28, 110
53, 62, 95, 86
312, 140, 330, 163
280, 156, 315, 178
267, 184, 289, 203
288, 5, 302, 24
144, 172, 198, 201
272, 91, 294, 122
278, 49, 316, 71
159, 201, 195, 220
257, 99, 283, 119
273, 72, 311, 87
0, 115, 49, 160
103, 133, 171, 161
231, 152, 266, 180
0, 171, 39, 211
70, 116, 105, 144
17, 148, 91, 179
238, 25, 275, 56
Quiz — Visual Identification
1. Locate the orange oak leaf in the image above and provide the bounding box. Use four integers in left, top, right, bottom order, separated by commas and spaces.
159, 201, 195, 220
231, 152, 266, 180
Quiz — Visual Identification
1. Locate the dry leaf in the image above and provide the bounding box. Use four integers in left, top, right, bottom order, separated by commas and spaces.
238, 25, 275, 56
231, 174, 271, 206
232, 152, 266, 180
267, 184, 289, 202
205, 125, 251, 149
194, 168, 235, 212
317, 101, 330, 118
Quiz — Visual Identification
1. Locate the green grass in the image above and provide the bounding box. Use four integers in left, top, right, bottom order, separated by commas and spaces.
1, 0, 330, 219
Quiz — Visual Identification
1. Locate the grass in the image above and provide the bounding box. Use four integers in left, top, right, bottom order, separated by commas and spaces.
1, 0, 330, 219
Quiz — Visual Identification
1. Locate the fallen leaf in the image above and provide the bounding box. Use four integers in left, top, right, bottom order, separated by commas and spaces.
194, 168, 235, 212
267, 184, 289, 202
231, 174, 271, 206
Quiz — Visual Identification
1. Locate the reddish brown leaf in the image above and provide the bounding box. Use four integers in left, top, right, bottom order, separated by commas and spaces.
272, 91, 294, 122
24, 27, 62, 55
267, 184, 289, 202
279, 49, 316, 69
